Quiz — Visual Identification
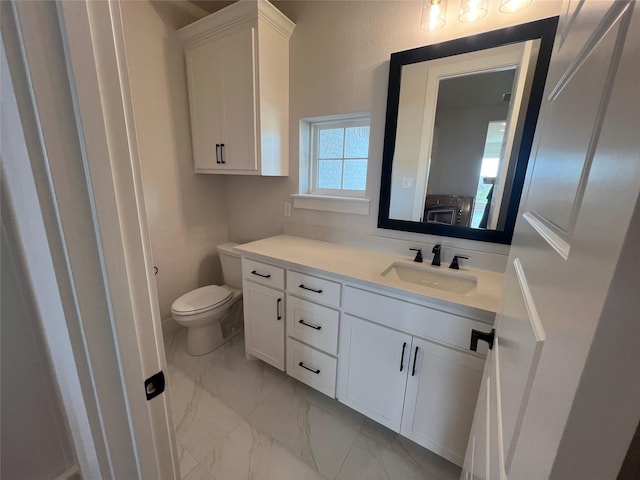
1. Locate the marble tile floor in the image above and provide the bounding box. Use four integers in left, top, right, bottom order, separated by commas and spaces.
164, 329, 461, 480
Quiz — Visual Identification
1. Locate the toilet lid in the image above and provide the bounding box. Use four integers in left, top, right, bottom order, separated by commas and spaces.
171, 285, 233, 314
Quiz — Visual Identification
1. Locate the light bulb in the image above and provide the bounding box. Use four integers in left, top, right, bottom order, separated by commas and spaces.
459, 0, 488, 23
421, 0, 448, 32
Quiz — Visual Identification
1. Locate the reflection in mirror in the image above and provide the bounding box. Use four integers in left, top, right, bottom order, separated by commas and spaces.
389, 41, 535, 232
378, 18, 558, 244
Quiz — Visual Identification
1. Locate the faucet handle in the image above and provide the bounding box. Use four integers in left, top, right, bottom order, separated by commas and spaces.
409, 248, 423, 263
449, 255, 469, 270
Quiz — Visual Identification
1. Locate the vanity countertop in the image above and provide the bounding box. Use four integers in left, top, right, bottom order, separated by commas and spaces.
234, 235, 503, 313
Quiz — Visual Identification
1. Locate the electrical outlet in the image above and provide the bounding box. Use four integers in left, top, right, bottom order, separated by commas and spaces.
284, 202, 292, 217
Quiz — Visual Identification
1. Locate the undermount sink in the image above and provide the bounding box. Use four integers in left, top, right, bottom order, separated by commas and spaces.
381, 261, 478, 294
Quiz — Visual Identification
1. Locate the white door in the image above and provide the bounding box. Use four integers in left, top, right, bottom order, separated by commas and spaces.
401, 337, 484, 466
218, 27, 258, 171
463, 2, 640, 479
338, 314, 412, 431
244, 281, 285, 370
186, 39, 224, 170
6, 1, 182, 477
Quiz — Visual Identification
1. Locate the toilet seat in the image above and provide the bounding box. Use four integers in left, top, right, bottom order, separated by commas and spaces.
171, 285, 233, 316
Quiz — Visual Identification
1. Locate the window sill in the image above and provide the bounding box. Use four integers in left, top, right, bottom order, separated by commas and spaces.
291, 194, 371, 215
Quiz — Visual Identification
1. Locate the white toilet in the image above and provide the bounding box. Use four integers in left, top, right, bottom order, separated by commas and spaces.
171, 243, 243, 356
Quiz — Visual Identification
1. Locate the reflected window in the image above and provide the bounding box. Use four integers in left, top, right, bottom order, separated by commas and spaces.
472, 120, 507, 228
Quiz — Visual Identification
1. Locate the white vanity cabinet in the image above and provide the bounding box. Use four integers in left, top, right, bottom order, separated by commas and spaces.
178, 1, 294, 175
235, 235, 499, 467
338, 286, 488, 466
242, 259, 285, 370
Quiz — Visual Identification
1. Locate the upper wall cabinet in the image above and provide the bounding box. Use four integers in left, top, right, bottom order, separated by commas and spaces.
178, 1, 295, 175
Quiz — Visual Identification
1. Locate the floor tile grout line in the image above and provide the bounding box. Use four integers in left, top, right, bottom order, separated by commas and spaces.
332, 425, 362, 480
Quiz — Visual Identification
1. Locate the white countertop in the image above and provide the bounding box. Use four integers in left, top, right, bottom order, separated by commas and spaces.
234, 235, 504, 314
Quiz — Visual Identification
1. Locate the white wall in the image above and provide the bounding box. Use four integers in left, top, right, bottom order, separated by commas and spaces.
223, 0, 561, 264
122, 0, 229, 325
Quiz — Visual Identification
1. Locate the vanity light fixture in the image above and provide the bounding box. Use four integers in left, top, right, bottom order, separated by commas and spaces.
499, 0, 533, 13
421, 0, 448, 32
458, 0, 488, 23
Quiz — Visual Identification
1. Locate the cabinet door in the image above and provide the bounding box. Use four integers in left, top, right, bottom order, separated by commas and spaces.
185, 40, 223, 171
401, 337, 484, 466
243, 281, 284, 371
337, 314, 411, 431
217, 28, 257, 171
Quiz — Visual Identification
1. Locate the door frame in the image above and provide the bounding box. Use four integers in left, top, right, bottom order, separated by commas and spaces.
2, 1, 178, 478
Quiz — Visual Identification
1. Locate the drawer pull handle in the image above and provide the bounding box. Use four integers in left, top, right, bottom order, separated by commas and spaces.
251, 270, 271, 279
411, 346, 419, 377
298, 362, 320, 375
276, 298, 282, 320
400, 342, 407, 371
299, 319, 322, 330
299, 284, 323, 294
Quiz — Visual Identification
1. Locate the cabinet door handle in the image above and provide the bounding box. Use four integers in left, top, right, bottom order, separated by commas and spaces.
215, 144, 221, 164
298, 362, 320, 375
251, 270, 271, 279
299, 284, 323, 294
411, 346, 419, 376
276, 298, 282, 320
220, 143, 226, 164
400, 342, 407, 371
298, 319, 322, 330
470, 328, 495, 351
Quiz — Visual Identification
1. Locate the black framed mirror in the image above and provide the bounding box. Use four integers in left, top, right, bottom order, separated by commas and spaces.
378, 17, 558, 244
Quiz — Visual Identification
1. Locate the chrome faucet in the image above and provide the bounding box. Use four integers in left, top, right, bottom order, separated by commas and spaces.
431, 244, 441, 266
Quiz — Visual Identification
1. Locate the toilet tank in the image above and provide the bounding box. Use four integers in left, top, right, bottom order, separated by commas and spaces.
217, 243, 242, 289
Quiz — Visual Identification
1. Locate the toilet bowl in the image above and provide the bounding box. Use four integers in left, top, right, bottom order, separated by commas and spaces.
171, 243, 243, 356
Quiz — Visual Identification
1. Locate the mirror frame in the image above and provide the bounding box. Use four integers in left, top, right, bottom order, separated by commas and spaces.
378, 17, 558, 244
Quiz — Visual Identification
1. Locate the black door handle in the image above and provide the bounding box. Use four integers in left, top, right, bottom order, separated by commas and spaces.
299, 284, 323, 294
470, 328, 495, 351
298, 319, 322, 330
412, 346, 419, 376
220, 143, 226, 164
276, 298, 282, 320
251, 270, 271, 279
298, 362, 320, 375
216, 144, 221, 164
400, 342, 407, 371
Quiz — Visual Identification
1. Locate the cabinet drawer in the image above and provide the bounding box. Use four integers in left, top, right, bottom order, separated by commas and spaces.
286, 296, 339, 355
242, 258, 284, 290
287, 271, 341, 308
343, 286, 491, 355
286, 338, 337, 398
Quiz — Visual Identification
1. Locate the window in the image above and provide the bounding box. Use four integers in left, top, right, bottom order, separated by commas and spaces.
310, 116, 370, 196
293, 114, 372, 215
